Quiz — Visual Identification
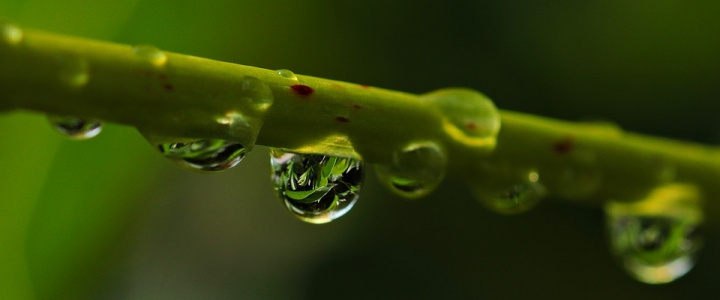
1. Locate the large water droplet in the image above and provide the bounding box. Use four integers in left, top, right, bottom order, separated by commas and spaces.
48, 115, 102, 140
1, 22, 23, 45
133, 45, 167, 67
375, 141, 447, 199
59, 57, 89, 88
605, 184, 703, 284
470, 170, 546, 214
276, 69, 298, 81
420, 88, 500, 149
270, 149, 364, 224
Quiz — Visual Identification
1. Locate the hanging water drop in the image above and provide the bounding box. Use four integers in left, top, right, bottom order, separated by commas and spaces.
276, 69, 298, 81
143, 134, 250, 172
133, 45, 167, 67
375, 141, 447, 199
470, 170, 546, 214
605, 184, 703, 284
270, 148, 364, 224
420, 88, 500, 149
48, 115, 102, 140
1, 22, 23, 45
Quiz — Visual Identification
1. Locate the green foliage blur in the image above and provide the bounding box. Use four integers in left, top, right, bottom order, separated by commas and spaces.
2, 0, 720, 299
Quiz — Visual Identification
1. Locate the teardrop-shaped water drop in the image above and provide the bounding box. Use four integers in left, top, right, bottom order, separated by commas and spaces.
470, 170, 546, 214
1, 22, 23, 45
375, 141, 447, 199
270, 148, 364, 224
420, 88, 500, 149
142, 133, 250, 172
133, 44, 167, 67
48, 115, 102, 140
605, 184, 703, 284
276, 69, 298, 81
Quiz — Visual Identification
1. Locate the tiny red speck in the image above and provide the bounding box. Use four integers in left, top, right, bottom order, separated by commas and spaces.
291, 84, 314, 96
360, 85, 370, 89
335, 117, 350, 123
553, 136, 574, 154
352, 104, 362, 110
466, 122, 476, 130
163, 83, 174, 91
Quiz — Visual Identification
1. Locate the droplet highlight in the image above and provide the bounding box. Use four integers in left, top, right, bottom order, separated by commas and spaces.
470, 170, 546, 214
421, 88, 500, 149
375, 141, 447, 199
133, 45, 167, 67
605, 184, 703, 284
270, 149, 364, 224
58, 57, 89, 88
48, 115, 102, 140
1, 22, 23, 45
241, 76, 274, 112
149, 137, 250, 172
276, 69, 298, 81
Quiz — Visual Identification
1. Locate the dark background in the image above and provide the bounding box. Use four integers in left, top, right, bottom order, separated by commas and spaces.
2, 0, 720, 299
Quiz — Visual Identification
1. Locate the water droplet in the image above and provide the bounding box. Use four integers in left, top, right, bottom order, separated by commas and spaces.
58, 57, 89, 88
133, 45, 167, 67
146, 136, 250, 172
241, 76, 274, 112
1, 22, 23, 45
470, 170, 546, 214
276, 69, 298, 81
605, 184, 703, 284
420, 88, 500, 149
48, 115, 102, 140
375, 141, 447, 199
270, 148, 364, 224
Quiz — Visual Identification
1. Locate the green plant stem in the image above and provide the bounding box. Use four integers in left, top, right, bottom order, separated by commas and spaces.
2, 28, 720, 227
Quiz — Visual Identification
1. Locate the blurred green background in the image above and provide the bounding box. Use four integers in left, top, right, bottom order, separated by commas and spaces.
2, 0, 720, 299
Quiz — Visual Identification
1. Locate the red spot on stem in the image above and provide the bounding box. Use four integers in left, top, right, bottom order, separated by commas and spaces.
360, 84, 370, 89
553, 136, 574, 154
352, 104, 362, 110
335, 117, 350, 123
163, 83, 174, 91
466, 122, 476, 130
291, 84, 314, 96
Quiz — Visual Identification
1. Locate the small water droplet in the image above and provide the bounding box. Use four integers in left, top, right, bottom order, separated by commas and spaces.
58, 57, 89, 88
470, 170, 546, 214
48, 115, 102, 140
605, 184, 703, 284
147, 137, 250, 172
375, 141, 447, 199
133, 45, 167, 67
270, 148, 364, 224
1, 22, 23, 45
276, 69, 298, 81
241, 76, 274, 112
421, 88, 500, 149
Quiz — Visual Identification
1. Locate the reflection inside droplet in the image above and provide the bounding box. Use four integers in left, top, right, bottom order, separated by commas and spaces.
375, 141, 447, 199
48, 115, 102, 140
270, 148, 364, 224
